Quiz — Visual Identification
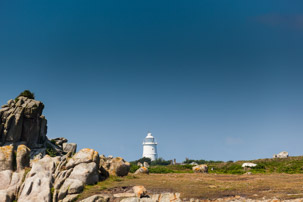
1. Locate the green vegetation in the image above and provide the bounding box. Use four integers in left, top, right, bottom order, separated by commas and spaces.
130, 156, 303, 174
150, 157, 171, 166
131, 157, 151, 165
183, 158, 223, 164
149, 165, 193, 173
15, 90, 35, 102
207, 156, 303, 174
129, 164, 140, 173
46, 146, 57, 157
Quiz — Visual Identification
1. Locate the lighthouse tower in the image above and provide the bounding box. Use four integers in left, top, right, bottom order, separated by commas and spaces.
142, 132, 158, 161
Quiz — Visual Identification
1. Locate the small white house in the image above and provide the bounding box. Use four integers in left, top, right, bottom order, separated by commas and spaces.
142, 132, 158, 161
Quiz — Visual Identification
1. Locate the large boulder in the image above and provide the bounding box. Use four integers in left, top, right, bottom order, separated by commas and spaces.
66, 148, 99, 169
192, 164, 208, 173
101, 157, 130, 177
0, 96, 47, 148
68, 162, 99, 185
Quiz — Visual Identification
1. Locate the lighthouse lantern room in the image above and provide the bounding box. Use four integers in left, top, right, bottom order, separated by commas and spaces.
142, 132, 158, 161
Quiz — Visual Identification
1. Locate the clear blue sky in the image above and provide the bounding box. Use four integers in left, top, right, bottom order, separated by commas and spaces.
1, 0, 303, 162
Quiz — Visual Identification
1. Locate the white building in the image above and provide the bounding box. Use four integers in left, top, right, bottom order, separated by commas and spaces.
142, 132, 158, 161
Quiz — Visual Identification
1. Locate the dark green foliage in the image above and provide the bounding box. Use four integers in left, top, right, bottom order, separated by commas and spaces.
15, 90, 35, 102
150, 157, 171, 166
183, 158, 223, 165
130, 157, 152, 166
46, 147, 57, 157
129, 164, 140, 173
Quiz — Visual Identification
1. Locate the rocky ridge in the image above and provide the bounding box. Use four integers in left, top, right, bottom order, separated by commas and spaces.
0, 95, 131, 202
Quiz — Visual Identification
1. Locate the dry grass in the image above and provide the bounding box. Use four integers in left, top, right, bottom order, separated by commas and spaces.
78, 173, 303, 200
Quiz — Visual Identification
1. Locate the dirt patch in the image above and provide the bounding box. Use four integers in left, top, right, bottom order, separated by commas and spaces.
79, 173, 303, 201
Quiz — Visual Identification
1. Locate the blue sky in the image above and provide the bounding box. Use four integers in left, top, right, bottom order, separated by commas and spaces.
1, 0, 303, 161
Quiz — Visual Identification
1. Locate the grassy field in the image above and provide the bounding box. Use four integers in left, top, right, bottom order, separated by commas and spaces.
77, 156, 303, 201
78, 173, 303, 201
129, 156, 303, 174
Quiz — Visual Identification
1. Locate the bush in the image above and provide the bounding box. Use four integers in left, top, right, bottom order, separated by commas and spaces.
183, 158, 223, 165
15, 90, 35, 102
151, 157, 171, 166
130, 157, 151, 166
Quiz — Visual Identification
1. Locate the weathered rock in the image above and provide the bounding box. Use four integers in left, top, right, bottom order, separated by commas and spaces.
0, 96, 47, 148
66, 148, 99, 169
51, 137, 68, 147
133, 186, 147, 198
58, 179, 84, 200
80, 194, 110, 202
16, 144, 30, 171
158, 193, 181, 202
30, 148, 46, 166
0, 145, 14, 171
134, 167, 149, 175
113, 193, 136, 198
0, 170, 25, 202
68, 162, 99, 185
192, 164, 208, 173
273, 151, 289, 159
120, 197, 140, 202
62, 194, 79, 202
18, 155, 56, 202
102, 157, 130, 177
54, 169, 73, 190
63, 143, 77, 154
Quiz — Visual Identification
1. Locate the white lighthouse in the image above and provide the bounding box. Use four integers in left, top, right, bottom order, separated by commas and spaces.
142, 132, 158, 161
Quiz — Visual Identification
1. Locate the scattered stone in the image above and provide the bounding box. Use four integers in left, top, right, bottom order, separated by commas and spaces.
133, 186, 147, 198
134, 167, 149, 175
192, 164, 208, 173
